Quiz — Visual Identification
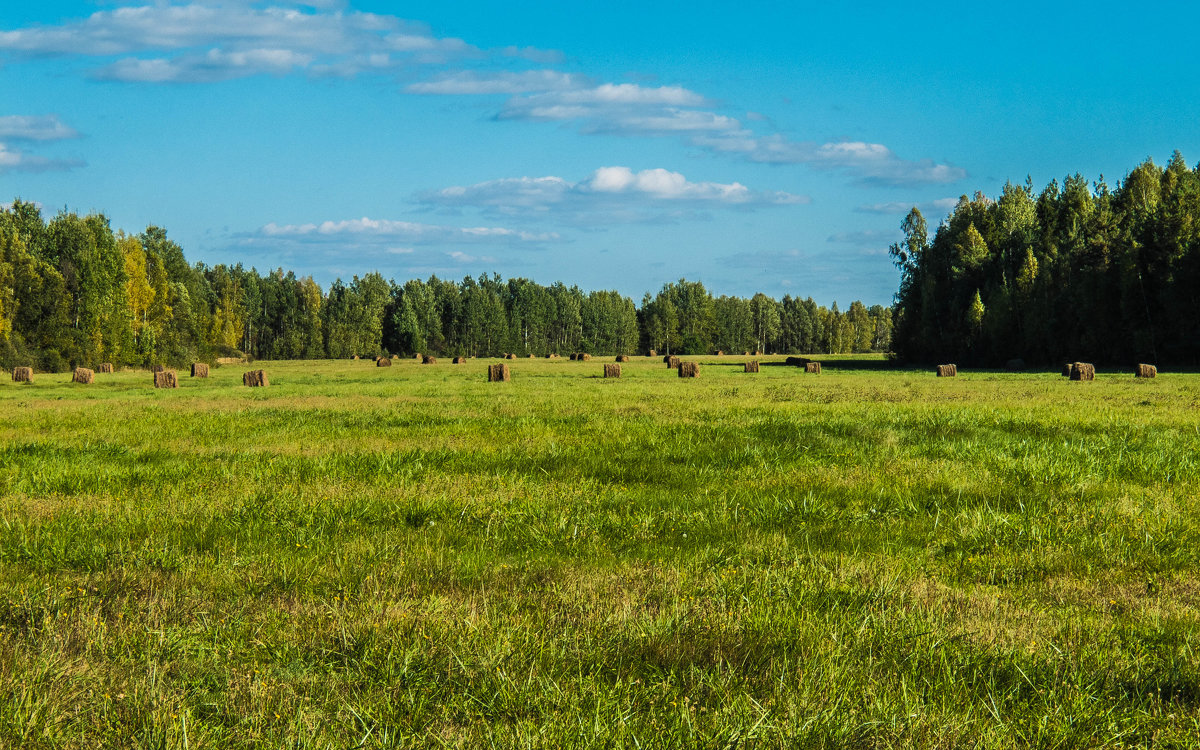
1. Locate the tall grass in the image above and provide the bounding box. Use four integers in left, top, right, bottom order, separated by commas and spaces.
1, 357, 1198, 747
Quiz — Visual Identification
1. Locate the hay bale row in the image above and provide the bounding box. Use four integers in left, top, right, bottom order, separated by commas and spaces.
1136, 363, 1157, 378
805, 362, 821, 374
744, 361, 759, 373
678, 361, 700, 378
243, 369, 268, 387
12, 366, 32, 382
604, 363, 621, 378
666, 356, 681, 369
191, 363, 209, 378
376, 357, 392, 367
423, 355, 437, 365
98, 362, 114, 374
72, 367, 94, 384
936, 364, 957, 377
154, 370, 178, 389
615, 355, 631, 363
488, 363, 510, 382
1069, 362, 1095, 381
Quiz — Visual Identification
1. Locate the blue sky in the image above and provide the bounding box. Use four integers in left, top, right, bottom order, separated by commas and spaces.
3, 1, 1199, 306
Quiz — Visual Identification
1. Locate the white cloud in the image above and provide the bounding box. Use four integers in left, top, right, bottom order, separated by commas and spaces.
855, 197, 959, 215
0, 142, 85, 174
416, 166, 808, 224
0, 115, 80, 141
257, 216, 558, 243
407, 70, 584, 95
0, 3, 552, 82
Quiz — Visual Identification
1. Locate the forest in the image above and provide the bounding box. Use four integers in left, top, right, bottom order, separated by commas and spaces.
890, 151, 1200, 366
0, 199, 891, 370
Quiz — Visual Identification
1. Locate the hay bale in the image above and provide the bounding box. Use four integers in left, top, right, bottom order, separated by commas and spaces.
376, 357, 392, 367
743, 351, 751, 356
580, 353, 591, 361
754, 350, 763, 356
648, 349, 657, 357
391, 354, 398, 360
97, 362, 114, 374
414, 353, 422, 360
151, 364, 165, 373
1135, 363, 1157, 378
604, 363, 621, 378
191, 363, 209, 378
153, 370, 178, 388
72, 367, 95, 384
569, 353, 578, 361
453, 356, 466, 364
615, 355, 630, 362
488, 363, 510, 382
667, 356, 681, 369
11, 366, 32, 383
678, 361, 700, 378
528, 354, 536, 358
662, 355, 672, 363
423, 355, 437, 365
1062, 363, 1072, 377
242, 369, 269, 387
805, 362, 822, 374
505, 353, 517, 360
352, 355, 359, 360
715, 350, 723, 356
936, 364, 957, 377
1069, 362, 1095, 381
744, 361, 759, 373
1006, 358, 1026, 371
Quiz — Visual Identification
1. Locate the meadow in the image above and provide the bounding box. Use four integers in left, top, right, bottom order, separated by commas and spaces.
0, 355, 1198, 748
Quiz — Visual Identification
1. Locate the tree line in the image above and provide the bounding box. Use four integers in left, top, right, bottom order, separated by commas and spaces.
0, 199, 891, 370
891, 152, 1200, 366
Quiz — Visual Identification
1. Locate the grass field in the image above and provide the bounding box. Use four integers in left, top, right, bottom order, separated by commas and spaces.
1, 355, 1198, 748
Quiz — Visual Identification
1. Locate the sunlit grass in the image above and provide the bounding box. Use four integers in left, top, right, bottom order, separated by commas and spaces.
1, 355, 1198, 747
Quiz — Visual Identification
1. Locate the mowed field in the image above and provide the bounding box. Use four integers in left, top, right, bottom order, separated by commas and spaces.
1, 355, 1199, 748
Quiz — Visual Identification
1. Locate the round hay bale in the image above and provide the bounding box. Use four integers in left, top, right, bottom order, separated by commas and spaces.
242, 369, 269, 387
1062, 363, 1072, 377
453, 356, 466, 364
12, 366, 33, 383
488, 363, 511, 382
744, 361, 759, 373
352, 355, 360, 360
391, 354, 398, 360
936, 364, 957, 377
715, 350, 723, 356
376, 357, 392, 367
97, 362, 114, 374
678, 361, 700, 378
422, 355, 437, 365
648, 349, 656, 358
1135, 363, 1157, 378
528, 354, 536, 358
615, 355, 630, 363
662, 354, 672, 363
667, 356, 681, 369
191, 363, 209, 378
604, 363, 621, 378
505, 353, 517, 360
153, 370, 178, 388
805, 362, 822, 374
72, 367, 95, 384
414, 353, 422, 360
1069, 362, 1095, 381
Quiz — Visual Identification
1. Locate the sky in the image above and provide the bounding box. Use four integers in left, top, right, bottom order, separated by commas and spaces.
3, 1, 1200, 306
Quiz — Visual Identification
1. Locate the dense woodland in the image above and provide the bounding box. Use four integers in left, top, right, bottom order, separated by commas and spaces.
0, 200, 891, 370
891, 152, 1200, 366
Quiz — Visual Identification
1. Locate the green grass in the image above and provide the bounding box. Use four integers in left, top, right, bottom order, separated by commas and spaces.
1, 355, 1199, 748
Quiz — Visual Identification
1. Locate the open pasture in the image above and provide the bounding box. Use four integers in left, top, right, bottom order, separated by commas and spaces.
1, 356, 1199, 748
